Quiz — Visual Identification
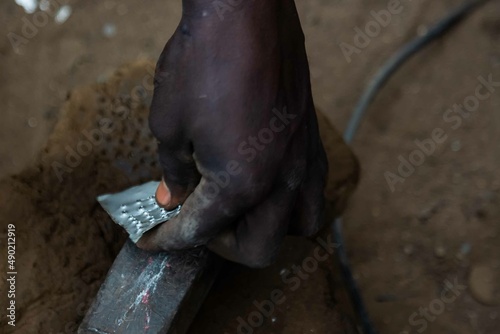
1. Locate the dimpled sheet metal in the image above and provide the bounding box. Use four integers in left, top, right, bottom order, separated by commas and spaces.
97, 181, 181, 243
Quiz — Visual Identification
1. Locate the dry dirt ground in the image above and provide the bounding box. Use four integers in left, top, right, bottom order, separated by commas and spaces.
1, 0, 500, 333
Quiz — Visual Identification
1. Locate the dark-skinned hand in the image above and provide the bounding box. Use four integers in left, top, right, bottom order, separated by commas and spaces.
137, 0, 328, 268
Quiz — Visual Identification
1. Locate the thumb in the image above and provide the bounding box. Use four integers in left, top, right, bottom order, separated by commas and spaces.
155, 178, 172, 207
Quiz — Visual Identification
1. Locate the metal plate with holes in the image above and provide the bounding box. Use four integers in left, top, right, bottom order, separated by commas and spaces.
97, 181, 181, 243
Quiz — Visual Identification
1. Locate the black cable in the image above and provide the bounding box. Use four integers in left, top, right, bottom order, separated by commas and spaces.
343, 0, 490, 143
332, 1, 491, 333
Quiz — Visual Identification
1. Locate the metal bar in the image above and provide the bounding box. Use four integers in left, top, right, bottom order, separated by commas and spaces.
78, 240, 222, 334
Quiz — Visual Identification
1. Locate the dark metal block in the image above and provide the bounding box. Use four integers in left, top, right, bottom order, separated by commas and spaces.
79, 241, 221, 334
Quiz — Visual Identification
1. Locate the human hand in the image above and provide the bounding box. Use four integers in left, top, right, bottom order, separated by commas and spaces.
137, 0, 328, 267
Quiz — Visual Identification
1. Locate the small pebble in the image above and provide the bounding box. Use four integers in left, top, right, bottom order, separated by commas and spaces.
16, 0, 37, 13
102, 23, 117, 38
469, 264, 500, 306
434, 245, 446, 258
417, 201, 443, 222
451, 140, 461, 152
27, 117, 38, 128
54, 5, 72, 24
460, 242, 472, 256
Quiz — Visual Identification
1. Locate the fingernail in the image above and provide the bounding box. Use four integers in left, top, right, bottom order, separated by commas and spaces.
155, 179, 171, 207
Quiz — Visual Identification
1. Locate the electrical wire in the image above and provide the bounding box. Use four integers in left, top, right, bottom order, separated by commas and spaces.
332, 1, 491, 333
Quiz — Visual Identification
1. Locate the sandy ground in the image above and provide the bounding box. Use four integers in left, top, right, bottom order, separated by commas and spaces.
1, 0, 499, 333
